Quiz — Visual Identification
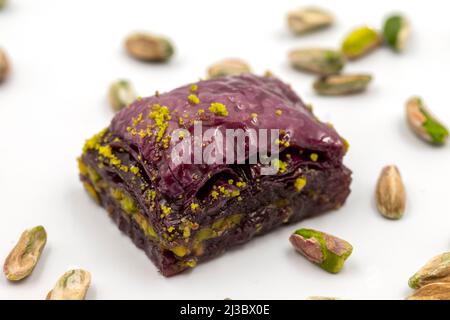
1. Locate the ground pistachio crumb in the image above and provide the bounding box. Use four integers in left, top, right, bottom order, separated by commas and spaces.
188, 94, 200, 105
294, 177, 307, 192
209, 102, 229, 116
190, 203, 200, 212
273, 159, 287, 173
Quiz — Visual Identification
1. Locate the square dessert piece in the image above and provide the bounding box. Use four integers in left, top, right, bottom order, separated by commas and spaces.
79, 74, 351, 276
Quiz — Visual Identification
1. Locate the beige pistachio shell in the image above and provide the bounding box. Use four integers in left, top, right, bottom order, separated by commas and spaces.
288, 48, 345, 76
375, 165, 406, 220
108, 79, 137, 112
46, 269, 91, 300
313, 74, 372, 96
287, 7, 334, 34
407, 282, 450, 300
409, 253, 450, 289
207, 58, 251, 78
0, 49, 10, 83
3, 226, 47, 281
125, 32, 174, 62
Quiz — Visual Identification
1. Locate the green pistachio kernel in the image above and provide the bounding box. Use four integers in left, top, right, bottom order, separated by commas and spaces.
289, 228, 353, 273
289, 48, 345, 76
313, 74, 372, 96
406, 97, 449, 145
383, 15, 410, 52
341, 26, 382, 60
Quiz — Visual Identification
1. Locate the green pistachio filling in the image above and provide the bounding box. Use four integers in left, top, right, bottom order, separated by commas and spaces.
80, 159, 244, 261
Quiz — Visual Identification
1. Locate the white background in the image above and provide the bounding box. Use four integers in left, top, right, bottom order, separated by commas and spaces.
1, 0, 449, 300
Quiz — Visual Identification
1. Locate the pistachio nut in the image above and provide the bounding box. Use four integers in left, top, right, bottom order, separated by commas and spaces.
207, 58, 251, 79
46, 269, 91, 300
313, 74, 372, 96
0, 48, 10, 83
307, 296, 340, 300
108, 79, 137, 112
406, 97, 449, 145
0, 0, 6, 10
3, 226, 47, 281
289, 49, 345, 76
407, 282, 450, 300
375, 165, 406, 220
125, 32, 174, 62
383, 15, 410, 52
289, 228, 353, 274
287, 7, 334, 35
341, 26, 382, 60
409, 253, 450, 289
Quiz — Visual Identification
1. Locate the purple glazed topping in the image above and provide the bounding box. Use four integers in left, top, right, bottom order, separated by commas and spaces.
110, 74, 346, 198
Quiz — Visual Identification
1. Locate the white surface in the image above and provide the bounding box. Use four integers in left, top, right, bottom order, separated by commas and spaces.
1, 0, 449, 300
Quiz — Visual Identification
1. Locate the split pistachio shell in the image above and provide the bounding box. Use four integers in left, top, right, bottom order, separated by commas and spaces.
406, 97, 449, 145
383, 15, 410, 52
409, 253, 450, 289
0, 49, 10, 83
407, 282, 450, 300
125, 32, 174, 62
289, 228, 353, 274
207, 58, 251, 79
341, 26, 382, 60
46, 269, 91, 300
287, 7, 334, 35
375, 165, 406, 220
313, 74, 372, 96
108, 79, 137, 112
289, 49, 345, 76
3, 226, 47, 281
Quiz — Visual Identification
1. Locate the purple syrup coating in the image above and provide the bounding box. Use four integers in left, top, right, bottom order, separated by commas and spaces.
110, 74, 346, 199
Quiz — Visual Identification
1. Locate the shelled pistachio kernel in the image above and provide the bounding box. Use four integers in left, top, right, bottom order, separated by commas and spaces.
3, 226, 47, 281
46, 269, 91, 300
313, 74, 372, 96
287, 7, 334, 35
375, 165, 406, 220
409, 253, 450, 289
0, 0, 6, 10
0, 48, 10, 83
407, 282, 450, 300
289, 228, 353, 273
108, 80, 137, 112
406, 97, 449, 145
341, 26, 382, 60
383, 15, 410, 52
125, 32, 174, 62
288, 49, 345, 76
207, 58, 251, 79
